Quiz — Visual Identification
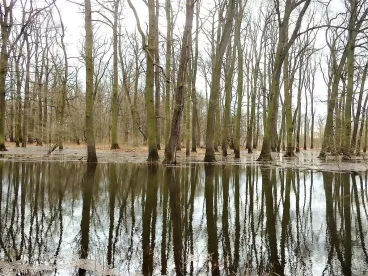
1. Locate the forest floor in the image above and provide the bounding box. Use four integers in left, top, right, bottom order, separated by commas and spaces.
0, 143, 367, 172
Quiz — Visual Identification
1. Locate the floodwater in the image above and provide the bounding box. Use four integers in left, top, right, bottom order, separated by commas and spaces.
0, 162, 367, 275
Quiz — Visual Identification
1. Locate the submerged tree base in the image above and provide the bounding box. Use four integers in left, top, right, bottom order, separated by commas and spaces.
163, 150, 176, 164
36, 138, 43, 146
204, 147, 216, 162
234, 148, 240, 159
87, 144, 98, 163
147, 149, 159, 162
284, 150, 296, 158
257, 150, 272, 161
318, 150, 326, 159
0, 143, 8, 151
87, 156, 98, 163
110, 143, 120, 150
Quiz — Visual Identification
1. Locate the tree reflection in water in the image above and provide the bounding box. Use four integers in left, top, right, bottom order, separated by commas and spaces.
0, 161, 366, 275
166, 166, 183, 275
79, 162, 97, 275
204, 164, 219, 275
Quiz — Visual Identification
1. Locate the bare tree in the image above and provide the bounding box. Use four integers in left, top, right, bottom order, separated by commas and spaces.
257, 0, 312, 161
127, 0, 159, 161
85, 0, 98, 162
204, 0, 236, 162
163, 0, 195, 164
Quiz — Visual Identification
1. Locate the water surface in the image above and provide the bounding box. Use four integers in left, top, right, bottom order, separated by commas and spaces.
0, 161, 367, 275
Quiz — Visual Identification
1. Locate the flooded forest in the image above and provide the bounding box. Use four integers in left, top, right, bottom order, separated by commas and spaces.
0, 0, 368, 275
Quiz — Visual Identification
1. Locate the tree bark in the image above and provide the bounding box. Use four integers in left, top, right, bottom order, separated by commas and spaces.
204, 0, 235, 162
22, 35, 31, 148
233, 3, 243, 159
284, 52, 296, 157
164, 0, 172, 150
85, 0, 98, 162
356, 94, 368, 154
15, 40, 25, 147
295, 56, 303, 153
303, 80, 308, 150
154, 0, 161, 150
222, 42, 236, 156
0, 6, 11, 151
145, 0, 159, 161
163, 0, 194, 164
111, 0, 121, 149
351, 62, 368, 152
341, 4, 357, 159
185, 68, 191, 156
191, 0, 200, 152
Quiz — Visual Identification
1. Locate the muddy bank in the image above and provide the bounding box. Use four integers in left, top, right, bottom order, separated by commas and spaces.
0, 144, 367, 172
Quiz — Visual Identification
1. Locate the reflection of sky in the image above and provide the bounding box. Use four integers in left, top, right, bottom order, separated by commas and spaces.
0, 163, 367, 275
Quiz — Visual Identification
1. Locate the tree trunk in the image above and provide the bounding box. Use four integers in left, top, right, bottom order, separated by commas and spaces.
295, 57, 303, 153
111, 0, 121, 149
56, 9, 68, 150
36, 47, 45, 147
303, 84, 308, 151
155, 0, 161, 150
283, 51, 296, 157
185, 71, 191, 157
204, 0, 235, 162
0, 14, 10, 151
43, 38, 49, 145
233, 3, 243, 159
356, 94, 368, 154
222, 43, 236, 157
145, 0, 159, 161
85, 0, 98, 163
341, 14, 356, 159
214, 97, 220, 152
22, 35, 31, 148
163, 0, 194, 164
364, 113, 368, 153
133, 50, 139, 146
191, 1, 200, 152
9, 60, 14, 143
279, 97, 285, 152
15, 41, 24, 148
164, 0, 172, 150
254, 95, 260, 149
247, 54, 260, 154
351, 62, 368, 151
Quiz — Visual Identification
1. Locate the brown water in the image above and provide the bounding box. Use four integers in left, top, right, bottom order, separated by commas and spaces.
0, 161, 367, 275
